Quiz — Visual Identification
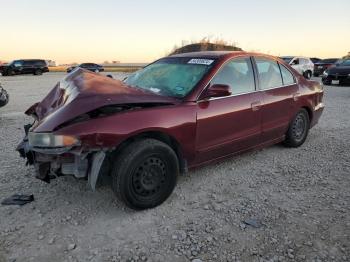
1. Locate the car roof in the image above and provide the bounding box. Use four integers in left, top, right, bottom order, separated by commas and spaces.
169, 51, 274, 60
280, 56, 310, 59
17, 59, 45, 61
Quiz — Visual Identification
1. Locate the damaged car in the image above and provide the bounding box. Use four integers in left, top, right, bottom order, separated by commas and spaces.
17, 51, 325, 209
0, 83, 9, 107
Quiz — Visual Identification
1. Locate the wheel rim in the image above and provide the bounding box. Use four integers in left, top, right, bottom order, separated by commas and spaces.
131, 156, 166, 198
292, 114, 307, 141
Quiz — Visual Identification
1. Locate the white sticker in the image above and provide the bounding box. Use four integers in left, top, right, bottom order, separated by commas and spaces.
149, 87, 161, 93
188, 59, 214, 65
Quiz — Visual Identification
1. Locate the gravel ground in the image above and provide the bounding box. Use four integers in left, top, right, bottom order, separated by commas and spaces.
0, 73, 349, 262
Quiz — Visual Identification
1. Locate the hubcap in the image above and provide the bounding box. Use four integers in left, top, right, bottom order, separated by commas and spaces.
132, 157, 166, 197
292, 114, 306, 140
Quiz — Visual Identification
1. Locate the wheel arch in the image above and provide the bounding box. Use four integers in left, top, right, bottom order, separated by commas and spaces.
111, 131, 188, 174
301, 106, 313, 123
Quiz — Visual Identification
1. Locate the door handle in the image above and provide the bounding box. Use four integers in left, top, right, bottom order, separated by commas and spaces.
251, 101, 261, 111
293, 92, 300, 101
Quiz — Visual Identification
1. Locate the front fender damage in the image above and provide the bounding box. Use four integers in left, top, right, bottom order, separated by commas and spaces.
16, 125, 108, 190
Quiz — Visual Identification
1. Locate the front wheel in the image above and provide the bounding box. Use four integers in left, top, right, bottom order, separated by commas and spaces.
322, 79, 331, 85
111, 139, 179, 210
284, 109, 310, 147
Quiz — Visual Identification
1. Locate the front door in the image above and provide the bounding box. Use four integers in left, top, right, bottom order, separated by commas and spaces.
195, 57, 262, 164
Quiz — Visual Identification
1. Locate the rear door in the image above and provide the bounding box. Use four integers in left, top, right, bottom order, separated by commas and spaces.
23, 60, 34, 74
254, 57, 298, 143
195, 57, 262, 163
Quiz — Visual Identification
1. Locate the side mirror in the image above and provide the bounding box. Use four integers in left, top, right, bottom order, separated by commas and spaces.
201, 84, 232, 100
291, 60, 298, 65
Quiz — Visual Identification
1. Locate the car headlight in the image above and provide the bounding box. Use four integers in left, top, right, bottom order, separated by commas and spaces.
28, 132, 80, 148
323, 71, 328, 77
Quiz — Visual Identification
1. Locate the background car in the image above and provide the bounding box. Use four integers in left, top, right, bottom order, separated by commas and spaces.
280, 56, 314, 79
310, 57, 322, 64
18, 51, 324, 210
0, 59, 49, 76
313, 58, 340, 76
322, 59, 350, 85
0, 83, 9, 107
66, 63, 104, 73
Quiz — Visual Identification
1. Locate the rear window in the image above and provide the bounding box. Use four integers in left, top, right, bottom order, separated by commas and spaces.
340, 60, 350, 66
255, 58, 283, 89
279, 64, 295, 85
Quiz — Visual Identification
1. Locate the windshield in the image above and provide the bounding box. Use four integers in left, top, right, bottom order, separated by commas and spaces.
280, 57, 293, 64
124, 57, 214, 98
339, 59, 350, 66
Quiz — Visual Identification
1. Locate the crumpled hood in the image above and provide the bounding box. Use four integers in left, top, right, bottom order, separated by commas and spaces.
27, 68, 179, 132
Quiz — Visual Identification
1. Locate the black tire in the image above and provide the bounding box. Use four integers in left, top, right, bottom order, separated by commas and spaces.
304, 70, 312, 79
34, 69, 42, 75
0, 89, 9, 107
111, 139, 179, 210
7, 70, 14, 76
284, 109, 310, 147
322, 79, 331, 85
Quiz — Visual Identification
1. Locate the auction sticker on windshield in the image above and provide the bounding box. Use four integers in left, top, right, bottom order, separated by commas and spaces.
188, 59, 214, 65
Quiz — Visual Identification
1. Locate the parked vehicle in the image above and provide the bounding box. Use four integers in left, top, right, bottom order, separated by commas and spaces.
313, 58, 340, 76
67, 63, 104, 73
17, 51, 324, 210
322, 59, 350, 85
0, 83, 9, 107
310, 57, 322, 64
0, 59, 49, 76
280, 56, 314, 79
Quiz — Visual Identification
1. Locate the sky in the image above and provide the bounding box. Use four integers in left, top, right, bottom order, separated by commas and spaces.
0, 0, 349, 64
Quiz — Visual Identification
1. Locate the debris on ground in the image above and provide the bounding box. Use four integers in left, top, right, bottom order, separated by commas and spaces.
1, 194, 34, 206
242, 218, 263, 228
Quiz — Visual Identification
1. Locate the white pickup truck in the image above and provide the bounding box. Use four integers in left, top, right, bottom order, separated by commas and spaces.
280, 56, 314, 79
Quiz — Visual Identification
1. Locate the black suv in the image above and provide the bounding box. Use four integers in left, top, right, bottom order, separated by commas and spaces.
0, 59, 49, 76
67, 63, 104, 73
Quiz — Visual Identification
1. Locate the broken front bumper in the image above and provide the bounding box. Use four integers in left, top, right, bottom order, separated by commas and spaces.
17, 124, 106, 190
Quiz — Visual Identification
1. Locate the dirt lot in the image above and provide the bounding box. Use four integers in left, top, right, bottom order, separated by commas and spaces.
0, 73, 349, 262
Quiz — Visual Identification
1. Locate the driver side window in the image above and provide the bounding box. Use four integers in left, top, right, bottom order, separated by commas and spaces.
211, 58, 255, 95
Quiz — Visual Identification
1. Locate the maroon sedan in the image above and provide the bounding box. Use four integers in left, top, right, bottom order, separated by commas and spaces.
17, 51, 324, 209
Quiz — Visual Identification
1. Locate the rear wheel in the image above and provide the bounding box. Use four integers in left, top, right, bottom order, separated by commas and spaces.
284, 109, 310, 147
34, 69, 42, 75
304, 70, 312, 79
111, 139, 178, 210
